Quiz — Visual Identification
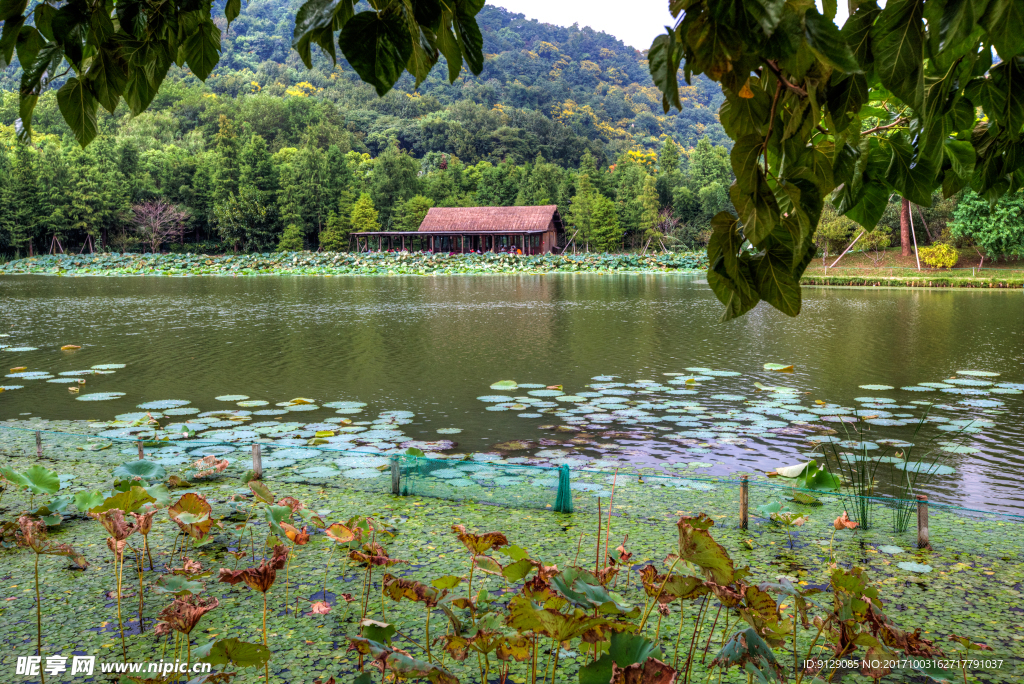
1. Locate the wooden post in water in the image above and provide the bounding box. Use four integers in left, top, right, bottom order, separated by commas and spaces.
917, 495, 930, 549
35, 431, 42, 458
740, 475, 749, 530
252, 444, 262, 480
390, 457, 400, 495
137, 440, 144, 460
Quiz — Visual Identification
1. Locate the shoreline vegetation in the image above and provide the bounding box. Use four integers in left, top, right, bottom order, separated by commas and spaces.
3, 251, 1024, 287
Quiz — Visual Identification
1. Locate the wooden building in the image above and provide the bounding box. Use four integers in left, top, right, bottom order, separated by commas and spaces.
350, 205, 564, 254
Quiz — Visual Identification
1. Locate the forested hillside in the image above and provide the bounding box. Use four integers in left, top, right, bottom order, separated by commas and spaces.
0, 4, 737, 256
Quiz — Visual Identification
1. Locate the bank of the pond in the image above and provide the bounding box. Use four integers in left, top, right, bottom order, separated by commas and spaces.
0, 251, 708, 276
801, 273, 1024, 288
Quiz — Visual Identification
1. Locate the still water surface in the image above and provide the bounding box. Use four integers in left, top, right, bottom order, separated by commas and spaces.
1, 275, 1021, 511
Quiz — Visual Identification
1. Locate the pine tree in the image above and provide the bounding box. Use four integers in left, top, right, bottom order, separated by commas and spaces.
349, 193, 381, 232
639, 175, 661, 245
656, 138, 682, 209
591, 194, 622, 252
240, 135, 278, 197
566, 173, 595, 250
319, 211, 350, 251
276, 223, 305, 252
8, 144, 42, 255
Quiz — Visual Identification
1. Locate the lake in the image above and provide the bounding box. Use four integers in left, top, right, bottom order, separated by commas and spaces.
1, 274, 1022, 512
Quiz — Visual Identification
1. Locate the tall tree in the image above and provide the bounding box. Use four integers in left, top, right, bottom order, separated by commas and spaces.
370, 141, 420, 226
213, 116, 241, 205
350, 193, 381, 233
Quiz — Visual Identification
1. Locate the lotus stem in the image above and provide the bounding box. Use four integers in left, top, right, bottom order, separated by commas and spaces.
359, 564, 372, 632
685, 597, 710, 684
701, 603, 723, 664
136, 549, 145, 634
673, 599, 686, 669
143, 533, 153, 571
35, 552, 45, 684
636, 556, 681, 633
425, 607, 431, 662
654, 609, 664, 643
466, 555, 476, 622
572, 532, 584, 567
116, 549, 127, 662
604, 469, 618, 570
283, 550, 291, 617
531, 635, 538, 684
262, 591, 269, 683
595, 498, 602, 574
549, 641, 561, 684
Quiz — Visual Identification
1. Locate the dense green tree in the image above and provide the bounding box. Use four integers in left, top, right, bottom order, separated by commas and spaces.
319, 212, 351, 251
240, 135, 278, 197
213, 116, 241, 205
350, 193, 381, 233
277, 224, 306, 252
394, 196, 434, 232
214, 187, 279, 252
951, 190, 1024, 261
370, 142, 421, 227
6, 145, 42, 255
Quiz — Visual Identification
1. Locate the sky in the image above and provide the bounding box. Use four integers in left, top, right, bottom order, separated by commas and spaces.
489, 1, 851, 51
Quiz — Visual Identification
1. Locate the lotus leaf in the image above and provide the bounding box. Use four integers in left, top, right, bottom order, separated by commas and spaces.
215, 395, 249, 401
154, 574, 206, 596
137, 400, 191, 409
894, 462, 956, 475
710, 627, 784, 683
112, 460, 166, 482
878, 545, 905, 554
90, 486, 156, 514
897, 561, 933, 573
169, 493, 214, 539
77, 392, 126, 401
1, 465, 60, 495
764, 363, 794, 372
200, 638, 272, 668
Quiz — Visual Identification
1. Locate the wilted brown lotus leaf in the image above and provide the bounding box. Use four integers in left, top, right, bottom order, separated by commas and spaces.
218, 544, 288, 593
279, 522, 310, 545
131, 510, 157, 536
308, 601, 331, 615
325, 523, 358, 544
157, 595, 220, 635
381, 573, 446, 607
168, 493, 213, 540
91, 509, 139, 541
23, 517, 89, 569
349, 541, 406, 568
451, 524, 509, 554
276, 496, 305, 513
610, 656, 678, 684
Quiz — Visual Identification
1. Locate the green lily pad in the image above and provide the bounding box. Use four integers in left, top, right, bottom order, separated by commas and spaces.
490, 380, 518, 390
894, 462, 956, 475
878, 545, 904, 554
215, 394, 249, 401
897, 561, 932, 573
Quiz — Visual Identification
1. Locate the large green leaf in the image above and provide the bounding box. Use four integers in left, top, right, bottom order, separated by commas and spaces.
154, 574, 205, 596
184, 20, 221, 80
710, 627, 784, 683
339, 11, 412, 96
201, 638, 271, 668
842, 1, 880, 69
85, 44, 127, 113
982, 0, 1024, 61
676, 517, 734, 585
113, 460, 166, 483
754, 249, 801, 316
56, 76, 98, 147
804, 8, 860, 73
579, 632, 660, 684
649, 29, 684, 112
73, 489, 108, 513
2, 465, 59, 495
872, 0, 924, 109
89, 486, 155, 514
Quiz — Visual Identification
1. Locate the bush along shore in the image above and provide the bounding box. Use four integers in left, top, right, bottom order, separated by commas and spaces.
801, 273, 1024, 289
0, 251, 709, 276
